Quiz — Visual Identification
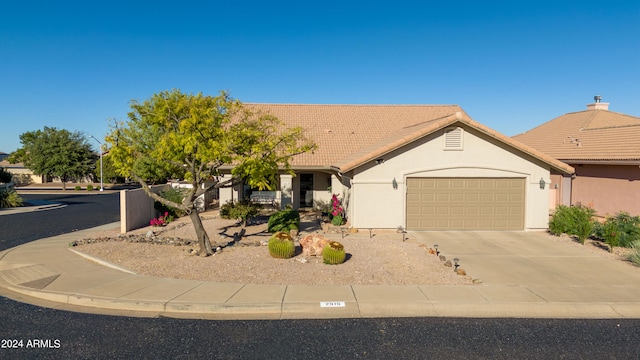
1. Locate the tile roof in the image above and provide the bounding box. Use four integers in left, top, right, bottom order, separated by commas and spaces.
243, 104, 466, 168
244, 103, 574, 174
513, 109, 640, 162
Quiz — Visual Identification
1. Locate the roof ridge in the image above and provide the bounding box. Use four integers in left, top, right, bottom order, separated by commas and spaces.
243, 103, 461, 107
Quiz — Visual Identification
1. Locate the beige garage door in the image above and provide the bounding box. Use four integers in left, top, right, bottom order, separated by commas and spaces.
406, 178, 525, 230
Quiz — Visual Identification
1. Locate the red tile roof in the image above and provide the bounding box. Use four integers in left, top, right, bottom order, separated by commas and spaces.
513, 108, 640, 162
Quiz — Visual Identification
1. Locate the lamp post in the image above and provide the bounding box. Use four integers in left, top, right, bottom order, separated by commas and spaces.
90, 135, 104, 192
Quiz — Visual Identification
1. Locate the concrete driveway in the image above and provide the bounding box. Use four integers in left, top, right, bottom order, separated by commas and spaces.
411, 231, 640, 304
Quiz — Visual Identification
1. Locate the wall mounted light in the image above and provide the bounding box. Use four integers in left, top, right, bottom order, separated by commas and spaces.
392, 177, 398, 189
539, 178, 546, 189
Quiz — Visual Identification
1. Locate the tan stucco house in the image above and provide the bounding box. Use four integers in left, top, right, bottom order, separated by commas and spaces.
219, 104, 574, 231
514, 97, 640, 217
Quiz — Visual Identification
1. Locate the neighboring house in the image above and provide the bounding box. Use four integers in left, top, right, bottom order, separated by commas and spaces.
513, 97, 640, 217
0, 152, 8, 162
219, 104, 574, 231
0, 159, 46, 185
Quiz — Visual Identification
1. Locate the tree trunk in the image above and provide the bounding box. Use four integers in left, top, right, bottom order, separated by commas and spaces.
189, 210, 213, 256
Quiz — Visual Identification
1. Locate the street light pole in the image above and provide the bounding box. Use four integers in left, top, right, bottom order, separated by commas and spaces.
90, 135, 104, 192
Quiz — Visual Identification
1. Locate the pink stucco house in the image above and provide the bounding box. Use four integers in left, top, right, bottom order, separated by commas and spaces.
513, 97, 640, 217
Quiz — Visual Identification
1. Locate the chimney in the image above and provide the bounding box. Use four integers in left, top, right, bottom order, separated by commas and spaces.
586, 95, 609, 110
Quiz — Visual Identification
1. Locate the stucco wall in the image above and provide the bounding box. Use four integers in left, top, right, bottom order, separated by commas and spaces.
120, 185, 167, 233
350, 125, 552, 230
571, 164, 640, 216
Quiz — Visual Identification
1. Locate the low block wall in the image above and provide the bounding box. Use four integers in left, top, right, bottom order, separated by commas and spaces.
120, 185, 167, 233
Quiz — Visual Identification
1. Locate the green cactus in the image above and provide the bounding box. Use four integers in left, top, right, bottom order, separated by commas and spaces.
323, 241, 346, 265
268, 231, 295, 259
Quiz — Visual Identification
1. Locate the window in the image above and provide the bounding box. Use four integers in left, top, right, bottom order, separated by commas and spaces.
444, 127, 464, 150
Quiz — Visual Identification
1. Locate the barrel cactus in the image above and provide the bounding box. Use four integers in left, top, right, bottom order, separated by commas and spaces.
268, 231, 296, 259
323, 241, 346, 265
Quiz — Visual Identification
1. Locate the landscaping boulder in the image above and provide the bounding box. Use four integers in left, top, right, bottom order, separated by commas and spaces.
299, 233, 329, 257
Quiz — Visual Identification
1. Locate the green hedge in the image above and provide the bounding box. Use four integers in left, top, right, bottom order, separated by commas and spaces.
267, 208, 300, 233
549, 205, 595, 244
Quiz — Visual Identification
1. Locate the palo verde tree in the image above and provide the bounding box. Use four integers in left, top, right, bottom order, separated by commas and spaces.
106, 90, 316, 256
9, 127, 97, 190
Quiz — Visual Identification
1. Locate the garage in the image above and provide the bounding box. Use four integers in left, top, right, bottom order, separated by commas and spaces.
406, 177, 525, 230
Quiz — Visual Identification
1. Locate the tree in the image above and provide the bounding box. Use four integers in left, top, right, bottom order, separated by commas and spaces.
9, 127, 97, 190
106, 90, 316, 256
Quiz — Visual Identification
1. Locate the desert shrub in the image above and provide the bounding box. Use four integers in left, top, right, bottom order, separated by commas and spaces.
626, 240, 640, 266
0, 167, 12, 183
549, 205, 596, 244
267, 208, 300, 233
323, 241, 346, 265
86, 184, 93, 191
150, 212, 174, 227
594, 212, 640, 249
0, 189, 23, 208
12, 174, 32, 187
268, 231, 295, 259
229, 202, 259, 227
328, 194, 346, 225
74, 185, 81, 190
154, 187, 187, 218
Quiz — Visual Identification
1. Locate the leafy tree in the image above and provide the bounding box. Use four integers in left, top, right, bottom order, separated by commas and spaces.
96, 153, 126, 184
9, 127, 97, 190
106, 90, 316, 256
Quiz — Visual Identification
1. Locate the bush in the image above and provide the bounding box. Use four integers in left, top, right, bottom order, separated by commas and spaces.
267, 208, 300, 233
626, 240, 640, 267
154, 187, 187, 218
229, 202, 259, 227
0, 189, 23, 208
74, 185, 81, 190
331, 214, 344, 226
150, 212, 174, 227
548, 205, 596, 244
594, 212, 640, 249
86, 184, 93, 191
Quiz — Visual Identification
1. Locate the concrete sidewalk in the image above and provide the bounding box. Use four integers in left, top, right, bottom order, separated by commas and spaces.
1, 224, 640, 320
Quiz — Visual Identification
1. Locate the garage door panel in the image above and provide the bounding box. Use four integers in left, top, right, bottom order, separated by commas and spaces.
406, 177, 525, 230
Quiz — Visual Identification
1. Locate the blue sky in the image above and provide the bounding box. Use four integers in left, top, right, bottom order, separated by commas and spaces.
1, 0, 638, 153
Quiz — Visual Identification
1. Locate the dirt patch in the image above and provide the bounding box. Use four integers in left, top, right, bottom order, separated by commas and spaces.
72, 212, 475, 286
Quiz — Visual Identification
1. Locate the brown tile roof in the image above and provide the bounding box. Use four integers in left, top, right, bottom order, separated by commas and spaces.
513, 109, 640, 162
244, 103, 574, 174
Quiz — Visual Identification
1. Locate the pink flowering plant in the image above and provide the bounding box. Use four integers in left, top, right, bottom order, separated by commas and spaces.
150, 212, 174, 227
330, 194, 345, 226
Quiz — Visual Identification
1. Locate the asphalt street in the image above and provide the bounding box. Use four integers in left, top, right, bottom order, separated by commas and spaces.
0, 193, 120, 251
2, 296, 639, 359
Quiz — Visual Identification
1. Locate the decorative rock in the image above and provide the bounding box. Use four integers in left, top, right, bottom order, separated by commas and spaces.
299, 233, 330, 257
349, 227, 358, 233
472, 279, 483, 284
146, 230, 154, 238
428, 248, 437, 255
439, 255, 446, 261
444, 260, 452, 267
455, 268, 466, 275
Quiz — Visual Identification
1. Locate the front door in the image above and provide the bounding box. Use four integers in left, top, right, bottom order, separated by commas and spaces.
299, 173, 314, 208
